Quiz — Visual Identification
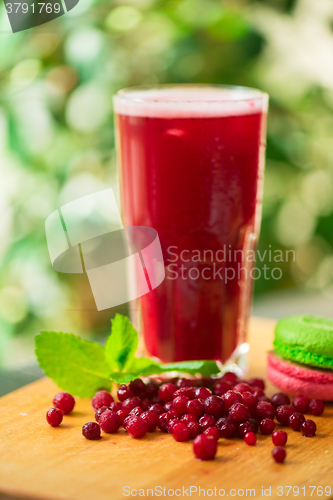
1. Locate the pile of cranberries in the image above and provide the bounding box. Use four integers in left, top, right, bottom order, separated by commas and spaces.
46, 373, 324, 462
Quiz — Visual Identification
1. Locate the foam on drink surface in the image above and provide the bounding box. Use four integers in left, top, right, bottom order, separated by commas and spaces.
114, 86, 268, 118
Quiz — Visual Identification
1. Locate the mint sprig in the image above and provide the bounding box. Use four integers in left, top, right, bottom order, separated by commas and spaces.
35, 331, 112, 398
105, 315, 138, 372
35, 314, 220, 397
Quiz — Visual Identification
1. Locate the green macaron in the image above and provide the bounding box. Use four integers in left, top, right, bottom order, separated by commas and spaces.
273, 314, 333, 370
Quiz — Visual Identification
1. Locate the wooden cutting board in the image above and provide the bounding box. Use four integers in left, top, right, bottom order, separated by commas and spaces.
0, 317, 333, 500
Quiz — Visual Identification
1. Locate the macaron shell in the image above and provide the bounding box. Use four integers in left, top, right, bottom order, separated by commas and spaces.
274, 315, 333, 369
268, 352, 333, 384
267, 352, 333, 401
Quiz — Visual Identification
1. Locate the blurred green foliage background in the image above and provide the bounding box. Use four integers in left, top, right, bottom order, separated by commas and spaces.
1, 0, 333, 367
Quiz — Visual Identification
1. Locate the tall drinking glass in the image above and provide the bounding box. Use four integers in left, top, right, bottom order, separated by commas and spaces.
114, 85, 268, 371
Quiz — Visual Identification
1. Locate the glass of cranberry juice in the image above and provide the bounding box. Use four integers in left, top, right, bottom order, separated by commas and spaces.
114, 85, 268, 372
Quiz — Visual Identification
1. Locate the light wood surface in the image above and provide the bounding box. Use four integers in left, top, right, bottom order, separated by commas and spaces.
0, 317, 333, 500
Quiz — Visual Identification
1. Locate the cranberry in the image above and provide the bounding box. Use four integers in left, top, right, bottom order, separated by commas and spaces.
276, 405, 295, 426
129, 378, 146, 398
229, 403, 250, 423
244, 432, 257, 446
167, 409, 178, 420
222, 390, 242, 410
204, 396, 225, 418
164, 401, 173, 412
276, 405, 295, 425
288, 412, 305, 431
172, 422, 190, 442
213, 380, 230, 396
158, 383, 177, 402
248, 378, 265, 390
46, 408, 63, 427
126, 416, 148, 438
241, 392, 257, 410
82, 422, 101, 440
187, 399, 204, 416
309, 399, 325, 416
173, 387, 196, 399
116, 408, 128, 423
222, 372, 238, 385
158, 413, 171, 433
187, 421, 202, 439
259, 418, 275, 435
301, 419, 316, 437
238, 421, 254, 438
151, 396, 164, 405
122, 415, 132, 429
203, 427, 220, 441
53, 392, 75, 414
140, 411, 159, 432
252, 387, 264, 399
193, 434, 217, 460
257, 396, 272, 403
168, 418, 180, 433
91, 390, 113, 410
109, 402, 122, 413
195, 387, 212, 399
198, 377, 214, 388
117, 384, 134, 402
272, 446, 286, 463
271, 392, 290, 409
176, 378, 195, 388
172, 396, 189, 416
145, 381, 159, 399
256, 401, 275, 421
95, 406, 109, 423
141, 399, 151, 411
216, 416, 237, 438
292, 395, 310, 414
181, 413, 198, 424
234, 383, 253, 394
99, 410, 120, 433
129, 406, 144, 417
149, 403, 165, 415
199, 414, 217, 430
272, 430, 288, 446
122, 397, 142, 413
248, 418, 259, 434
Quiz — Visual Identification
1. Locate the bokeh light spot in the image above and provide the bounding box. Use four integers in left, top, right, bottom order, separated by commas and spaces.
105, 6, 142, 32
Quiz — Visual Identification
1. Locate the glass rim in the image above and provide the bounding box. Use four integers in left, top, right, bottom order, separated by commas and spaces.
114, 84, 268, 104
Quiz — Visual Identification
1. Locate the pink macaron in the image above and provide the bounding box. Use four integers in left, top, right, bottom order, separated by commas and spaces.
267, 315, 333, 401
267, 352, 333, 401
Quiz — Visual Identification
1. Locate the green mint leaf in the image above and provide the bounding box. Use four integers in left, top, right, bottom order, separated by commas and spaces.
109, 359, 220, 381
127, 359, 220, 377
127, 357, 161, 375
109, 372, 139, 384
105, 314, 138, 372
109, 358, 161, 382
157, 360, 220, 376
35, 331, 112, 398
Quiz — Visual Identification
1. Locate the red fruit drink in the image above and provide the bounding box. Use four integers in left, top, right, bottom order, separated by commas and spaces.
114, 85, 268, 365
